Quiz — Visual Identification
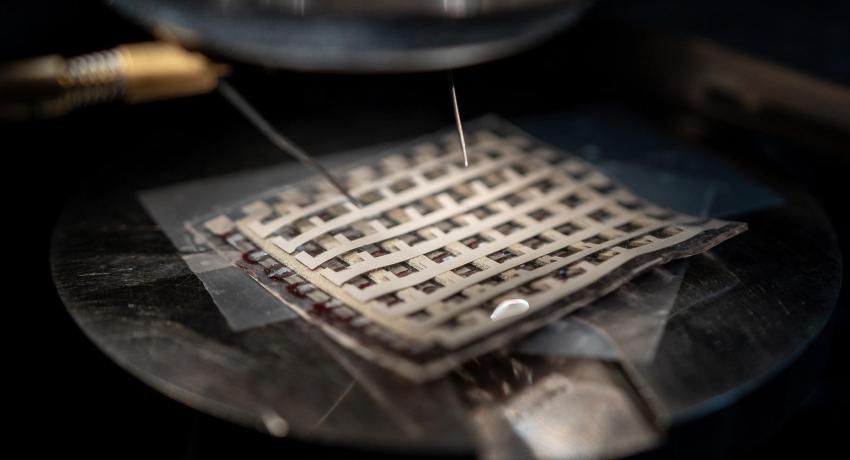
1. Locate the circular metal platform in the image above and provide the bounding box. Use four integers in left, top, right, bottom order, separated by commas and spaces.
51, 150, 841, 456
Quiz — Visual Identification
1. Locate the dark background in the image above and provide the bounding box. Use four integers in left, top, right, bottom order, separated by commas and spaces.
3, 0, 847, 458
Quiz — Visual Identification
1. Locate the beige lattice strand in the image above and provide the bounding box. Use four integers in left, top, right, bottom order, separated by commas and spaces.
262, 146, 531, 253
189, 117, 748, 382
299, 160, 567, 271
245, 134, 507, 240
208, 124, 738, 353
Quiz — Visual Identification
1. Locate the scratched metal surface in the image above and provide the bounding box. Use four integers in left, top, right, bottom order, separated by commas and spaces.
50, 160, 841, 456
45, 96, 840, 456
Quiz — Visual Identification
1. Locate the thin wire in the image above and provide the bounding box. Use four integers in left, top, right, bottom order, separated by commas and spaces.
448, 71, 469, 167
307, 379, 357, 434
218, 80, 361, 207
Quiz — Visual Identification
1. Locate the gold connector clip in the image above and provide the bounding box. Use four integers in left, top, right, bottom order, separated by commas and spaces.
0, 41, 229, 120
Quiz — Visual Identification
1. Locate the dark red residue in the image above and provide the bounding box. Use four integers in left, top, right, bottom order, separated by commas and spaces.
431, 251, 450, 263
287, 282, 311, 298
264, 264, 283, 274
312, 302, 330, 314
242, 251, 269, 265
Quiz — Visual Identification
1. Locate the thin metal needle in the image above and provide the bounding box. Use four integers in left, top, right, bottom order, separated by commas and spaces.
218, 80, 361, 207
448, 71, 469, 167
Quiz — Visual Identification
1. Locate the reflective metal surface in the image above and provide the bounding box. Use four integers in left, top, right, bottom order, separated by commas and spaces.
50, 107, 841, 456
110, 0, 594, 72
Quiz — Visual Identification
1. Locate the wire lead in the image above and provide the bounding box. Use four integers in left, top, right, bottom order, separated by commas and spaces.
219, 80, 361, 207
448, 71, 469, 167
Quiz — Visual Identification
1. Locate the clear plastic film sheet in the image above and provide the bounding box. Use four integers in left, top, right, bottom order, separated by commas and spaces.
513, 108, 781, 365
140, 148, 379, 330
139, 108, 779, 370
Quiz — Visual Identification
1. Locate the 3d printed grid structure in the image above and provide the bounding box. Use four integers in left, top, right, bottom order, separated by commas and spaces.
190, 117, 745, 381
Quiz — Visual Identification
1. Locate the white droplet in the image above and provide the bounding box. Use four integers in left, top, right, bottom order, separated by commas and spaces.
261, 410, 289, 437
490, 298, 530, 321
